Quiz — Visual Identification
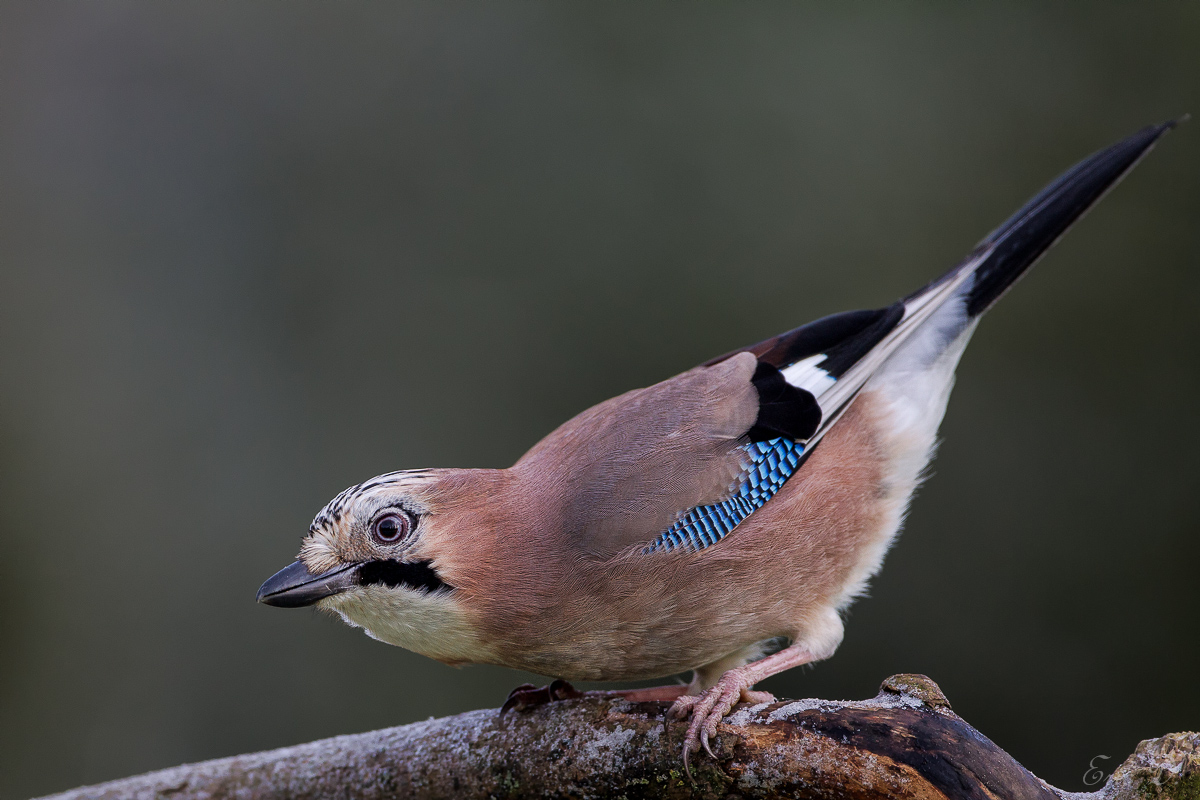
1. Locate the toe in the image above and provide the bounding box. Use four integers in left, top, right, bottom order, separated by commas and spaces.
547, 679, 581, 701
701, 704, 725, 744
666, 694, 699, 721
741, 689, 774, 705
499, 684, 539, 715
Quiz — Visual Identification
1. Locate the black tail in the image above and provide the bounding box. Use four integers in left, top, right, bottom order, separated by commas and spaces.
717, 122, 1177, 373
709, 121, 1177, 392
962, 121, 1177, 316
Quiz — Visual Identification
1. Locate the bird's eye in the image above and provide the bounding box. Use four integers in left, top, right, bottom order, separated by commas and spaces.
371, 512, 412, 544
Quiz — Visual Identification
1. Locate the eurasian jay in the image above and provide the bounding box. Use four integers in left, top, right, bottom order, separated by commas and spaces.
258, 122, 1174, 765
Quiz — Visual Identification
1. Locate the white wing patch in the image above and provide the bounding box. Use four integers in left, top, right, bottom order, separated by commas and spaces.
780, 354, 837, 396
771, 266, 979, 457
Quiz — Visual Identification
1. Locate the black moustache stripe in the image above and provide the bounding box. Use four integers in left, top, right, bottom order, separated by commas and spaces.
357, 559, 451, 594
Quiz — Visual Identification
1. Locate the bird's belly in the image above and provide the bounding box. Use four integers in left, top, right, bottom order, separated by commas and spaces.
492, 626, 772, 683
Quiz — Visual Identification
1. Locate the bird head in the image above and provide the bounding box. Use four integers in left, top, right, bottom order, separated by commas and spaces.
256, 468, 502, 665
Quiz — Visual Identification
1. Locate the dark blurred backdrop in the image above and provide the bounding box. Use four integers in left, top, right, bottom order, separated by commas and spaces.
1, 3, 1197, 797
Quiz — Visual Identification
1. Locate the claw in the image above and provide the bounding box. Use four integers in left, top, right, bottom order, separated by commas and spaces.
499, 679, 581, 716
499, 683, 539, 716
700, 729, 715, 759
666, 671, 766, 772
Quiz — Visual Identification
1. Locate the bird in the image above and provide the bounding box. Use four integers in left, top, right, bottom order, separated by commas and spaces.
258, 122, 1174, 767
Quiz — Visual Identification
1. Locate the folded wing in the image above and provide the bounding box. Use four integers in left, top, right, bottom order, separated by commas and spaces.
514, 122, 1174, 559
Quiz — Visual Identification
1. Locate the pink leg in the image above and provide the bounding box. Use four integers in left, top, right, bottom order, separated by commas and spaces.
667, 644, 817, 773
606, 684, 690, 702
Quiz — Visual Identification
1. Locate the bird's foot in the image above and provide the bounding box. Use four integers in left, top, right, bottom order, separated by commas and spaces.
501, 680, 688, 716
666, 670, 774, 776
499, 678, 582, 715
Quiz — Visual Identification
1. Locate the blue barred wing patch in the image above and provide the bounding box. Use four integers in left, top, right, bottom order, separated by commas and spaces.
642, 438, 804, 553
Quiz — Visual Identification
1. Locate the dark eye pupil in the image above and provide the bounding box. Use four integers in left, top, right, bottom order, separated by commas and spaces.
374, 514, 407, 542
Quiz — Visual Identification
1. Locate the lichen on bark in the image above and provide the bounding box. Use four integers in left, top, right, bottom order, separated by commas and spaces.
35, 675, 1199, 800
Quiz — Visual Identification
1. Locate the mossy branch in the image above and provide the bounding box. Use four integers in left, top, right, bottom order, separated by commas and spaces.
37, 675, 1199, 800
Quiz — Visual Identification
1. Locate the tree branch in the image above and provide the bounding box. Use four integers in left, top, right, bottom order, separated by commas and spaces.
37, 674, 1198, 800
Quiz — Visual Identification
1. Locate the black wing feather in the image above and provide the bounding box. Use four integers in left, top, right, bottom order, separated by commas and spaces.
747, 361, 821, 442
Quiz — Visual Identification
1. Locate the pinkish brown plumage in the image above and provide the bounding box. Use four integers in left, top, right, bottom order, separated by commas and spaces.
258, 122, 1175, 766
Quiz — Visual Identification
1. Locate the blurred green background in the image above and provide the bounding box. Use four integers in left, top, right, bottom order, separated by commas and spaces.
1, 3, 1197, 797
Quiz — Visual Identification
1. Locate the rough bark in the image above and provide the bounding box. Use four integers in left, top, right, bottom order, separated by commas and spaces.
38, 674, 1199, 800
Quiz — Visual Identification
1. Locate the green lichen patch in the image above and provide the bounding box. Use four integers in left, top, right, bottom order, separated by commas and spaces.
1110, 732, 1200, 800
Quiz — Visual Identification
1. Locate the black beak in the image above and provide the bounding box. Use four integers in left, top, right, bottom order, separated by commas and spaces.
256, 560, 358, 608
